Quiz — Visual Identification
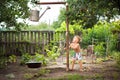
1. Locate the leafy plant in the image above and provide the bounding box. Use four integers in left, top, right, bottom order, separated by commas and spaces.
23, 73, 33, 80
25, 22, 54, 30
56, 21, 83, 34
113, 52, 120, 68
94, 42, 105, 57
20, 53, 32, 65
29, 52, 48, 65
37, 68, 50, 76
46, 46, 60, 61
0, 56, 7, 69
82, 21, 118, 56
8, 55, 17, 63
20, 52, 48, 66
0, 0, 29, 30
67, 0, 119, 28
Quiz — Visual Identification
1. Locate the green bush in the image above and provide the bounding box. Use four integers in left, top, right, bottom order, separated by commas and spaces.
113, 52, 120, 68
20, 53, 32, 65
20, 45, 61, 66
0, 56, 7, 69
82, 21, 118, 53
8, 55, 17, 63
20, 52, 48, 66
94, 42, 105, 57
32, 52, 48, 65
46, 46, 60, 61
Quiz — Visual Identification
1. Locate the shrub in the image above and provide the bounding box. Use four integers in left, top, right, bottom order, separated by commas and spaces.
32, 52, 48, 65
94, 42, 105, 57
0, 56, 7, 69
46, 46, 60, 61
8, 55, 17, 63
113, 52, 120, 68
20, 53, 32, 65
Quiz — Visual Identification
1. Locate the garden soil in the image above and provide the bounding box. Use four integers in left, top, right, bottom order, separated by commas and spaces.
0, 56, 120, 80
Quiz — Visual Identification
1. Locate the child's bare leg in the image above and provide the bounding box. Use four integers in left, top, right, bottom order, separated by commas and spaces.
78, 60, 83, 71
71, 59, 75, 70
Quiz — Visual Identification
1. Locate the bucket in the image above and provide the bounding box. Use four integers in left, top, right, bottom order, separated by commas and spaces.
29, 10, 40, 22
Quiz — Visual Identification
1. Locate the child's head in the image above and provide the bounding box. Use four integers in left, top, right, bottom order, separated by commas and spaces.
72, 35, 81, 43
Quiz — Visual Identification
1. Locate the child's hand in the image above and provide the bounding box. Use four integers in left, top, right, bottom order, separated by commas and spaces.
70, 43, 74, 48
64, 47, 67, 50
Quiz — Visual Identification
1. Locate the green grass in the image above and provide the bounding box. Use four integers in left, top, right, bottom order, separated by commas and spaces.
112, 72, 119, 80
37, 73, 105, 80
38, 74, 85, 80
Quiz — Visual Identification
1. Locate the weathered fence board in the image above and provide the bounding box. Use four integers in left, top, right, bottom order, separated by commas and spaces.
0, 30, 83, 56
0, 30, 67, 56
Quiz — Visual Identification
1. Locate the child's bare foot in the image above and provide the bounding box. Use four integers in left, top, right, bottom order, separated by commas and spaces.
80, 69, 84, 72
69, 69, 74, 71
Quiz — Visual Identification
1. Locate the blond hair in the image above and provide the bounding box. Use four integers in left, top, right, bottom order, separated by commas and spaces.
74, 35, 81, 43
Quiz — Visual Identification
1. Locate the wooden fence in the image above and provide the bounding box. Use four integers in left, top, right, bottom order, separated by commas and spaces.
0, 30, 119, 56
0, 30, 67, 56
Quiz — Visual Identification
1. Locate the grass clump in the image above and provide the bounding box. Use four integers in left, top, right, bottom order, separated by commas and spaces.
38, 74, 85, 80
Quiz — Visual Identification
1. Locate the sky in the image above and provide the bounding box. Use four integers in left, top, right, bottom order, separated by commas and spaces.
27, 0, 65, 25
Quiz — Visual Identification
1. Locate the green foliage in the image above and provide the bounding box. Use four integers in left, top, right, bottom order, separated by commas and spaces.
0, 0, 29, 30
111, 20, 120, 33
62, 74, 85, 80
46, 46, 60, 61
11, 42, 62, 66
51, 21, 61, 29
8, 55, 17, 63
31, 52, 48, 65
56, 21, 83, 34
82, 21, 117, 47
39, 74, 85, 80
58, 8, 66, 24
108, 34, 118, 52
20, 53, 32, 65
23, 68, 50, 79
113, 52, 120, 68
0, 56, 7, 69
51, 8, 66, 29
94, 42, 105, 57
37, 68, 50, 76
23, 73, 33, 80
26, 22, 54, 30
112, 72, 119, 80
67, 0, 120, 28
20, 52, 48, 65
82, 21, 111, 42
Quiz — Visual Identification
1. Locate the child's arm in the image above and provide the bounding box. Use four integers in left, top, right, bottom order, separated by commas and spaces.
64, 42, 71, 50
70, 43, 79, 49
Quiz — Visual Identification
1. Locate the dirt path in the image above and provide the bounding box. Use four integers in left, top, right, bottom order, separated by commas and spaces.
43, 56, 120, 80
0, 56, 120, 80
